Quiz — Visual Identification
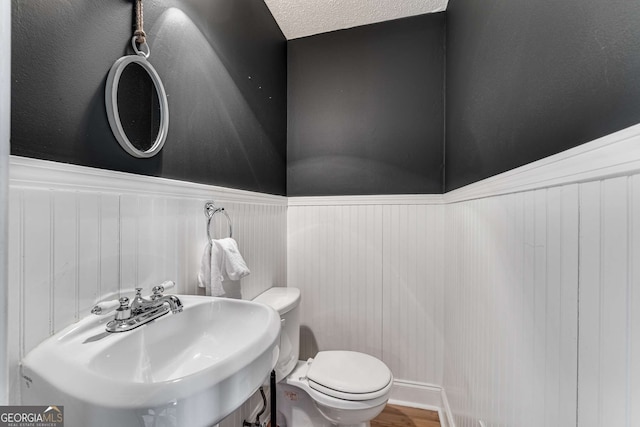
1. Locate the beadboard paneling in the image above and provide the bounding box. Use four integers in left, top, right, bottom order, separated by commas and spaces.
440, 125, 640, 426
631, 175, 640, 427
288, 204, 384, 359
287, 202, 445, 385
382, 204, 445, 384
8, 158, 287, 422
443, 186, 579, 427
444, 173, 640, 427
577, 176, 639, 427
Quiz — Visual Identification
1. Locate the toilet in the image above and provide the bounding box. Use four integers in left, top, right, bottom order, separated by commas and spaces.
253, 287, 393, 427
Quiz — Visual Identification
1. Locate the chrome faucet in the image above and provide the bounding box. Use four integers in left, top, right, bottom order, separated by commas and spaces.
103, 284, 183, 333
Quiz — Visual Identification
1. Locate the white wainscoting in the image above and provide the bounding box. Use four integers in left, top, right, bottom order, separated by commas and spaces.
441, 123, 640, 427
287, 197, 445, 388
444, 187, 580, 427
577, 176, 640, 427
7, 156, 287, 426
443, 174, 640, 427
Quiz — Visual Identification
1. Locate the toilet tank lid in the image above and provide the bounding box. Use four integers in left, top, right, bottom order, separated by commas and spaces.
253, 287, 301, 315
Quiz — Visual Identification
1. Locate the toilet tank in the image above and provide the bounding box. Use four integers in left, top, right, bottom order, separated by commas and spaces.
253, 287, 301, 382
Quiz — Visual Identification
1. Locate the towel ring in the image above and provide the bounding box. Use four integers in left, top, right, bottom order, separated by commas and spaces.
204, 201, 233, 241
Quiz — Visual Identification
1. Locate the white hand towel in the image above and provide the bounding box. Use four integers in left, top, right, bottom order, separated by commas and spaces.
197, 242, 211, 292
198, 242, 213, 296
198, 238, 250, 297
216, 238, 251, 281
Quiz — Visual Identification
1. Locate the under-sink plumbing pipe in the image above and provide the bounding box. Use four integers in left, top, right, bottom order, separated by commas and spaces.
243, 369, 277, 427
270, 371, 276, 427
243, 386, 267, 427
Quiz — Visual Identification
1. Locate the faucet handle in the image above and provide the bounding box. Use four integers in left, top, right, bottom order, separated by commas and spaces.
151, 281, 176, 298
91, 299, 120, 315
134, 288, 143, 297
151, 286, 163, 299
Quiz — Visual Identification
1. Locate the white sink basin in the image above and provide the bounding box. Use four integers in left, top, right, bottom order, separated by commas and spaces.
21, 295, 280, 427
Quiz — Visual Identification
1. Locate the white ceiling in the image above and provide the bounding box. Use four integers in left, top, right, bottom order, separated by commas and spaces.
263, 0, 449, 40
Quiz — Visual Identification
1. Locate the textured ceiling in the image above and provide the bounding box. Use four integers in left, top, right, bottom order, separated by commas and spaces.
264, 0, 449, 40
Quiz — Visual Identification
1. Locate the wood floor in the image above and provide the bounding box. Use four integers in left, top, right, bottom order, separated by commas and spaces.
371, 404, 441, 427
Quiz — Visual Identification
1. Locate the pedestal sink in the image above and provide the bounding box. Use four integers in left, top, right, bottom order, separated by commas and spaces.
20, 295, 281, 427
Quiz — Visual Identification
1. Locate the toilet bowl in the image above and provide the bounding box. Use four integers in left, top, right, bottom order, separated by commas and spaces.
253, 287, 393, 427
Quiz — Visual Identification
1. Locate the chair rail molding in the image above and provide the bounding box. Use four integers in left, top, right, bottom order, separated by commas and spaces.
288, 194, 445, 206
445, 122, 640, 203
10, 156, 287, 206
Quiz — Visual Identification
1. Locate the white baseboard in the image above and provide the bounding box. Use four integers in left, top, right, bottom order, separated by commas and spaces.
439, 386, 455, 427
389, 379, 442, 409
388, 380, 455, 427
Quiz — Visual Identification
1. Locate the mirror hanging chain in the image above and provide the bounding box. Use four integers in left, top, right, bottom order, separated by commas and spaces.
132, 0, 150, 58
134, 0, 146, 44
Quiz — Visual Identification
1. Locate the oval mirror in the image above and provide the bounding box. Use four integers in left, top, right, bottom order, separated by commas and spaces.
105, 51, 169, 158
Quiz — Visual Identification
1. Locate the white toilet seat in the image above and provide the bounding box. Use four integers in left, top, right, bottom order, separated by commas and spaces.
309, 379, 392, 402
306, 351, 393, 401
305, 380, 391, 411
284, 352, 393, 411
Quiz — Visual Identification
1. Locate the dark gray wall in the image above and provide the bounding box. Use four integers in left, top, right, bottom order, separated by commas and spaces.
445, 0, 640, 191
16, 1, 638, 197
12, 0, 287, 195
287, 13, 446, 196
